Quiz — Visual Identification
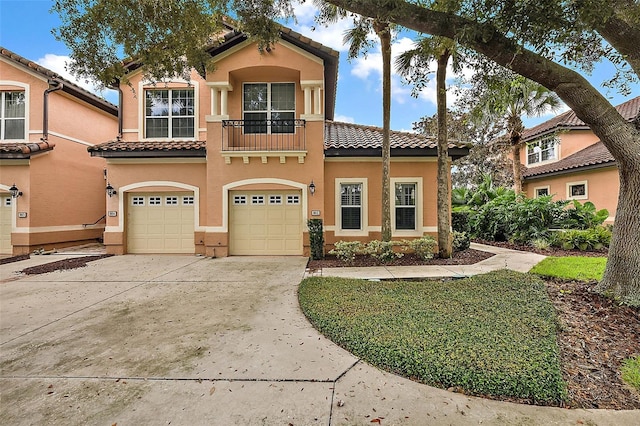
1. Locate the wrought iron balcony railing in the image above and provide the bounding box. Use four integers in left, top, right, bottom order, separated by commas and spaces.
222, 119, 306, 151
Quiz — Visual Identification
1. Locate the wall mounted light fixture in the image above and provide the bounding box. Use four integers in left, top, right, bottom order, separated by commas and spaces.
9, 183, 22, 198
309, 180, 316, 196
106, 183, 117, 197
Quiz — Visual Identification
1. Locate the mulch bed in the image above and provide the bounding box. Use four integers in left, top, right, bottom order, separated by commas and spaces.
474, 239, 609, 257
307, 248, 494, 270
546, 279, 640, 409
19, 254, 113, 275
0, 254, 30, 265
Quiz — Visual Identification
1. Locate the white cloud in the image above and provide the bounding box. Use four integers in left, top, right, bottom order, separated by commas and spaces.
334, 114, 355, 123
36, 53, 117, 102
288, 3, 353, 52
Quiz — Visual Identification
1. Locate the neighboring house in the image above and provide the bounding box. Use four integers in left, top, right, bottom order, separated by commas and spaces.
521, 96, 639, 223
88, 24, 469, 256
0, 47, 118, 255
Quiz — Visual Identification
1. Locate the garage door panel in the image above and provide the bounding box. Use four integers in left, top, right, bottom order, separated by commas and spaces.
230, 190, 302, 255
1, 196, 13, 255
127, 192, 195, 254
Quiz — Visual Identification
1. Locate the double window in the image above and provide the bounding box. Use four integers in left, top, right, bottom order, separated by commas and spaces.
243, 83, 295, 134
527, 136, 558, 165
145, 89, 195, 138
1, 91, 26, 140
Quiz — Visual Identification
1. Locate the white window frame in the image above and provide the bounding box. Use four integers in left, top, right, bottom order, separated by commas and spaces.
286, 194, 300, 205
391, 178, 423, 236
165, 196, 178, 205
242, 82, 296, 134
182, 196, 194, 205
534, 185, 551, 198
334, 178, 368, 237
269, 195, 283, 205
251, 195, 265, 205
132, 196, 145, 206
0, 89, 27, 141
566, 181, 588, 200
149, 196, 162, 206
526, 135, 559, 166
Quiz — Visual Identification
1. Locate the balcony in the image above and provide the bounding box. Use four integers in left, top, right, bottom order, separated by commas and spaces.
221, 119, 307, 164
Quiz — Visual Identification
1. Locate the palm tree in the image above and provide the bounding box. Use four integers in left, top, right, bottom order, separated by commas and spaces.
470, 74, 561, 194
397, 37, 464, 257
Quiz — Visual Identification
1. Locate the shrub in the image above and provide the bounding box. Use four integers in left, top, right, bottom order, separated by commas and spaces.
364, 240, 403, 264
621, 356, 640, 392
407, 236, 437, 260
556, 200, 609, 230
307, 219, 324, 260
551, 227, 611, 251
452, 210, 471, 233
328, 241, 363, 264
452, 231, 470, 252
532, 238, 551, 250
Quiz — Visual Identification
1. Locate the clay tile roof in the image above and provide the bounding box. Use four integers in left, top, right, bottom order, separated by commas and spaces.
324, 121, 469, 150
88, 140, 206, 158
522, 141, 615, 178
0, 46, 118, 117
0, 141, 55, 159
522, 96, 639, 141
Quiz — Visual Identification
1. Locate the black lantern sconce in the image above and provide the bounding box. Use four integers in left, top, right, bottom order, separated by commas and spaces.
309, 180, 316, 196
9, 183, 22, 198
106, 182, 117, 197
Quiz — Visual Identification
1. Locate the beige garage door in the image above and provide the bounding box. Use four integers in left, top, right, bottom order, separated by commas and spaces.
0, 195, 12, 255
127, 192, 195, 254
229, 190, 302, 255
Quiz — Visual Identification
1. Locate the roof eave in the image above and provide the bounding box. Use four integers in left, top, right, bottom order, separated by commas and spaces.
523, 161, 617, 180
89, 150, 206, 159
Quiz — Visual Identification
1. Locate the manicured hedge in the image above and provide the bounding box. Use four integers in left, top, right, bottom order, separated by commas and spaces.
299, 270, 567, 404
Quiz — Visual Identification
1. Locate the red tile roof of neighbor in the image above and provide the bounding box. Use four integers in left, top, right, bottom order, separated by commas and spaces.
522, 96, 639, 142
523, 141, 615, 178
0, 47, 118, 117
0, 141, 55, 159
88, 140, 206, 158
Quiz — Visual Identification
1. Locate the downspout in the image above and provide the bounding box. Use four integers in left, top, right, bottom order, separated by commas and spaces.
42, 80, 63, 142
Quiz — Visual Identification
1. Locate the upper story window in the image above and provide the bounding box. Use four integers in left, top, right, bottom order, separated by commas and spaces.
1, 91, 26, 140
243, 83, 295, 134
145, 89, 194, 139
527, 135, 558, 165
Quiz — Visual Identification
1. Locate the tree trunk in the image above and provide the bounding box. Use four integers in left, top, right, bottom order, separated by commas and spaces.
510, 132, 523, 194
437, 50, 452, 258
376, 21, 392, 242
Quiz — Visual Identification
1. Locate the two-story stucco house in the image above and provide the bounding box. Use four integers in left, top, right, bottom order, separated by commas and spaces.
0, 47, 118, 255
520, 96, 638, 223
88, 24, 469, 256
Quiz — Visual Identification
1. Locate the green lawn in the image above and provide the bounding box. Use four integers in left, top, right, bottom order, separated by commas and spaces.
530, 256, 607, 281
299, 270, 567, 404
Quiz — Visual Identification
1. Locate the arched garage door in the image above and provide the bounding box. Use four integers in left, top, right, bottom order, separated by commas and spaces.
229, 190, 302, 255
0, 195, 12, 255
127, 192, 195, 254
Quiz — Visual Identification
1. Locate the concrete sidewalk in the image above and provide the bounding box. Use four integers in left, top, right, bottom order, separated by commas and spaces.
309, 242, 548, 280
1, 253, 636, 425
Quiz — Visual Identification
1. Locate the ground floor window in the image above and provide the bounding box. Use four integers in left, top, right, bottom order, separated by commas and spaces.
395, 183, 416, 230
534, 186, 550, 198
567, 181, 588, 200
340, 183, 362, 230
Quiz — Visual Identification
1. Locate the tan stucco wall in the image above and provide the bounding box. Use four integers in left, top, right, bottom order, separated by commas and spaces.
523, 166, 619, 222
1, 58, 118, 254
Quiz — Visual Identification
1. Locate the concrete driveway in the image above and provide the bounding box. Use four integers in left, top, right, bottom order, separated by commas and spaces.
1, 255, 636, 425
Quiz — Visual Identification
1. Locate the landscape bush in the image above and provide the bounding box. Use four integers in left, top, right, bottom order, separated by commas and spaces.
364, 240, 404, 264
406, 236, 437, 260
328, 241, 363, 264
451, 210, 471, 233
452, 231, 470, 252
550, 227, 611, 251
621, 356, 640, 392
307, 219, 325, 260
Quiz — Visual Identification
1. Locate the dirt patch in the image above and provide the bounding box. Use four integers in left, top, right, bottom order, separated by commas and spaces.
0, 254, 30, 265
307, 248, 494, 270
20, 255, 113, 275
546, 279, 640, 409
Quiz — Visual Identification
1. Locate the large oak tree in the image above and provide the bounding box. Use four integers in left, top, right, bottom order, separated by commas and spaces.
54, 0, 640, 305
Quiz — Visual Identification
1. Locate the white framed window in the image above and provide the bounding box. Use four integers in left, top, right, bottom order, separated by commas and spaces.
165, 196, 178, 205
132, 196, 145, 206
145, 89, 195, 138
233, 195, 247, 205
269, 195, 282, 205
251, 195, 265, 205
534, 186, 550, 198
1, 91, 26, 140
182, 196, 194, 205
567, 181, 588, 200
394, 183, 416, 230
287, 195, 300, 205
149, 196, 162, 205
243, 83, 295, 134
527, 135, 559, 165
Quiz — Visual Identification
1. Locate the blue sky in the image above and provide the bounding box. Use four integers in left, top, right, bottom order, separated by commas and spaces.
1, 0, 637, 132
